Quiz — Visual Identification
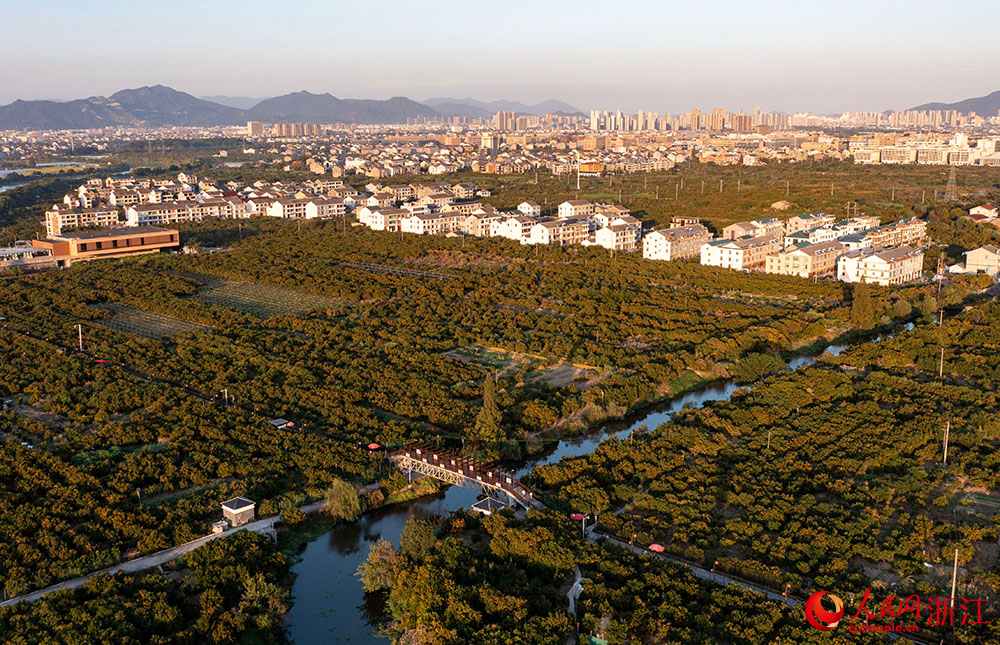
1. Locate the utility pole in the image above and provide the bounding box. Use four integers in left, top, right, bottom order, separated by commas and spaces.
939, 347, 945, 379
701, 180, 705, 194
675, 183, 678, 199
766, 429, 771, 451
719, 179, 723, 193
949, 548, 959, 608
75, 324, 83, 351
786, 180, 789, 195
223, 388, 229, 406
943, 420, 950, 465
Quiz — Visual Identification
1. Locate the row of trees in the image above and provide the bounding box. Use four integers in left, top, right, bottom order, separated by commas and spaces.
0, 531, 289, 644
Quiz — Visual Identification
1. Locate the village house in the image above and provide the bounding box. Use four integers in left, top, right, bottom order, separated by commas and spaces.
701, 235, 782, 271
642, 225, 712, 261
527, 218, 589, 246
518, 201, 541, 216
785, 213, 836, 235
765, 241, 848, 278
965, 245, 1000, 275
557, 200, 595, 220
837, 246, 924, 285
722, 217, 785, 241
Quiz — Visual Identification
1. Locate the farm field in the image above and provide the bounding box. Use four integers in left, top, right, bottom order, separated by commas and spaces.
92, 303, 208, 339
193, 281, 343, 318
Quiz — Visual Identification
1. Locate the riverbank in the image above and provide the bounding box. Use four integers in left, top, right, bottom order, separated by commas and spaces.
281, 286, 999, 643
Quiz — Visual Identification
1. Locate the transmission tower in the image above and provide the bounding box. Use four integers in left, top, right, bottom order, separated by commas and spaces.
944, 166, 958, 201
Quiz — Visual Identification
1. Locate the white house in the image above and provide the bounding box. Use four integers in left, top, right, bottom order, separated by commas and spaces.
492, 215, 536, 242
700, 235, 782, 271
518, 201, 541, 217
837, 246, 924, 285
594, 223, 638, 251
642, 225, 712, 261
557, 200, 595, 220
965, 245, 1000, 275
970, 204, 998, 218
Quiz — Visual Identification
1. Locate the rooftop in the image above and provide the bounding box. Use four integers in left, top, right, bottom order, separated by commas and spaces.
221, 496, 256, 511
50, 226, 174, 241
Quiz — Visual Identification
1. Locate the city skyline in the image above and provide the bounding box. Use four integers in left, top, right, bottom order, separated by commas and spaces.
4, 0, 1000, 112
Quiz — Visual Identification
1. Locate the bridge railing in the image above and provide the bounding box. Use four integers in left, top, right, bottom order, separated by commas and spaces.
389, 444, 539, 506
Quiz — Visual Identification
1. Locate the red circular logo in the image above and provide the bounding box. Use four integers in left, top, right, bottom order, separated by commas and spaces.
804, 591, 844, 630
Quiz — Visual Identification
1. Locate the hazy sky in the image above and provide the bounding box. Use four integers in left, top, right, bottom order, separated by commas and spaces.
4, 0, 999, 113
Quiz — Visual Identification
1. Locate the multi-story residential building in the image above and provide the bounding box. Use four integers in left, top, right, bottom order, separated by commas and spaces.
265, 197, 345, 219
462, 211, 503, 237
785, 213, 836, 235
861, 218, 927, 248
451, 183, 477, 200
387, 184, 416, 202
594, 222, 639, 251
492, 214, 537, 242
557, 200, 595, 220
401, 212, 445, 235
266, 198, 310, 219
369, 207, 405, 232
44, 206, 121, 236
879, 147, 918, 164
722, 217, 784, 241
518, 201, 541, 216
669, 216, 701, 228
526, 218, 589, 246
700, 235, 782, 271
764, 241, 847, 278
642, 225, 712, 261
965, 245, 1000, 275
837, 246, 924, 285
125, 202, 198, 227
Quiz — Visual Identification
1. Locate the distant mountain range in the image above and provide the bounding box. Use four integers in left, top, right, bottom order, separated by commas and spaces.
0, 85, 585, 130
200, 95, 272, 109
0, 86, 247, 130
909, 89, 1000, 115
424, 97, 583, 117
247, 91, 438, 125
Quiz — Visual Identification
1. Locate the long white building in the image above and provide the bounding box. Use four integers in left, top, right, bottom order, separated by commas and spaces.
837, 246, 924, 285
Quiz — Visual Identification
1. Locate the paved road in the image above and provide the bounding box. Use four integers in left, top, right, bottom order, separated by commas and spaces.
591, 531, 796, 607
0, 499, 328, 608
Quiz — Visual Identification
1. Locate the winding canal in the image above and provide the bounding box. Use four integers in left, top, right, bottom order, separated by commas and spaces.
286, 324, 913, 643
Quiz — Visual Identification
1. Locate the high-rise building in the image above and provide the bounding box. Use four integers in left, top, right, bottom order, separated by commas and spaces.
590, 110, 601, 130
688, 108, 701, 130
246, 121, 265, 136
494, 111, 517, 131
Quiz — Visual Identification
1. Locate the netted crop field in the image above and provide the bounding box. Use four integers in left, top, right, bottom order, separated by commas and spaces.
93, 304, 209, 339
193, 282, 342, 317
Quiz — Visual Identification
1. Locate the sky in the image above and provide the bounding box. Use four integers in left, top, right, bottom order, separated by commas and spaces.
3, 0, 999, 114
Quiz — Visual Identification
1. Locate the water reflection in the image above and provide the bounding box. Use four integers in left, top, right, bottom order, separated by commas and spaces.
286, 322, 916, 643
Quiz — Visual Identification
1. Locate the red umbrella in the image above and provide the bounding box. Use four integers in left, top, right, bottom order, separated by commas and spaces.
367, 442, 381, 450
570, 513, 585, 521
648, 544, 665, 552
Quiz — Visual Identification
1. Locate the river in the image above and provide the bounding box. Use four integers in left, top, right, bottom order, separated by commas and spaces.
285, 323, 914, 644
